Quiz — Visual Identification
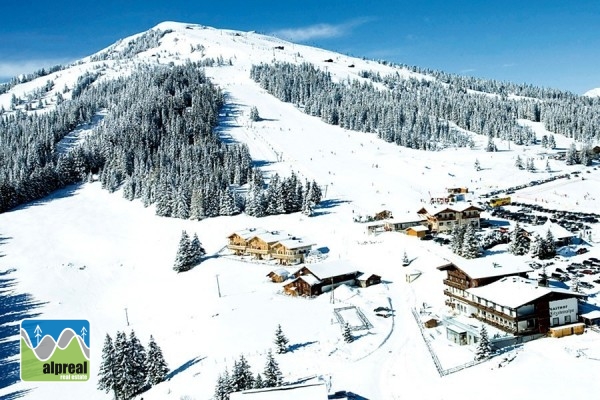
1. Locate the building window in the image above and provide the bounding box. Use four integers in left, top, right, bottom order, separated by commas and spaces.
565, 315, 571, 324
552, 317, 559, 326
527, 319, 536, 328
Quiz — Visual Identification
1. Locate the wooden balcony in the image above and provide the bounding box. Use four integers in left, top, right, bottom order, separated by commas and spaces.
246, 247, 269, 255
227, 244, 247, 251
443, 279, 467, 291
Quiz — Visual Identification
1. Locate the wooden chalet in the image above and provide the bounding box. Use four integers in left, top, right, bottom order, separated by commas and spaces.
227, 228, 268, 255
270, 238, 314, 265
438, 261, 533, 309
246, 231, 292, 259
356, 273, 382, 288
406, 225, 428, 238
417, 202, 482, 232
266, 268, 290, 283
284, 261, 363, 297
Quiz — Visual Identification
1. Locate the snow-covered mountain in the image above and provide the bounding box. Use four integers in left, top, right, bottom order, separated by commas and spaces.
584, 87, 600, 97
1, 21, 600, 400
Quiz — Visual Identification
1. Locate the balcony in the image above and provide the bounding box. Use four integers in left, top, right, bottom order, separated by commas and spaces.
246, 247, 269, 255
227, 244, 247, 251
443, 279, 466, 291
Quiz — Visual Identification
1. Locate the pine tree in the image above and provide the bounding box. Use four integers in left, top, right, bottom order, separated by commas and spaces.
214, 369, 233, 400
545, 158, 551, 172
114, 330, 134, 400
451, 224, 465, 256
173, 230, 193, 272
548, 134, 556, 149
128, 330, 148, 396
508, 223, 530, 256
461, 224, 481, 259
402, 250, 409, 266
97, 334, 117, 399
486, 136, 497, 152
541, 134, 548, 148
145, 335, 169, 386
231, 354, 254, 392
262, 350, 283, 388
542, 229, 556, 259
274, 324, 289, 354
566, 143, 579, 165
343, 323, 354, 343
475, 325, 492, 361
249, 106, 260, 122
515, 155, 524, 170
529, 234, 543, 258
526, 157, 536, 171
474, 158, 481, 171
254, 373, 264, 389
189, 233, 206, 265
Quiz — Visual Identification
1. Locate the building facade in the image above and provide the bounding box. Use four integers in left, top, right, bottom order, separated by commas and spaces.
417, 203, 482, 232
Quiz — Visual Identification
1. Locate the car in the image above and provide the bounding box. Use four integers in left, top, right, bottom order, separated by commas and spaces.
420, 234, 434, 241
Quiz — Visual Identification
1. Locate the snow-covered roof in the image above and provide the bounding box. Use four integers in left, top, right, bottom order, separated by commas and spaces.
230, 383, 328, 399
268, 268, 290, 277
230, 227, 268, 240
387, 213, 423, 223
418, 202, 482, 216
467, 277, 581, 309
302, 260, 360, 280
275, 237, 314, 249
527, 219, 574, 240
441, 260, 533, 280
253, 230, 292, 243
580, 310, 600, 320
295, 274, 321, 286
406, 225, 428, 232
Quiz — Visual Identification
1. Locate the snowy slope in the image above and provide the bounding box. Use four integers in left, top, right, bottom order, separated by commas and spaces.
1, 21, 600, 400
584, 87, 600, 97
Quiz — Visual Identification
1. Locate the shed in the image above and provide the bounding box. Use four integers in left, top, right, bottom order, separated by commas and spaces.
356, 273, 382, 288
548, 323, 585, 338
406, 225, 428, 238
424, 318, 438, 328
580, 310, 600, 326
267, 269, 290, 283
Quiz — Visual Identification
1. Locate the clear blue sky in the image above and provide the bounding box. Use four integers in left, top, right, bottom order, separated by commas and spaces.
1, 0, 599, 94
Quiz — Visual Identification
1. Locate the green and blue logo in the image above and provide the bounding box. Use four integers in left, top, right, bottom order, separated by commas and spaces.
20, 319, 90, 382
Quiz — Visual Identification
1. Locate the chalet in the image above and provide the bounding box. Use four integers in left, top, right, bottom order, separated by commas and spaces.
438, 261, 533, 309
356, 273, 382, 288
284, 261, 362, 297
227, 228, 268, 255
227, 229, 314, 261
525, 219, 575, 247
230, 382, 327, 399
270, 238, 314, 265
417, 202, 482, 232
458, 277, 585, 335
384, 214, 423, 231
266, 268, 290, 283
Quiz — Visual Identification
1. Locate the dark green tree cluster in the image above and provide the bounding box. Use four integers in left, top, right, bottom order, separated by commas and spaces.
214, 351, 283, 400
508, 223, 530, 255
98, 331, 169, 400
529, 229, 557, 259
450, 224, 481, 259
173, 230, 206, 272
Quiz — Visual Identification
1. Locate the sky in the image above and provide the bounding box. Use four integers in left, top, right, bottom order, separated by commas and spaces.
1, 0, 600, 94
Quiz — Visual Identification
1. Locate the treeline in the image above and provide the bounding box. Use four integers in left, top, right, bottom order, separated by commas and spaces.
0, 62, 322, 220
361, 66, 600, 142
251, 62, 470, 150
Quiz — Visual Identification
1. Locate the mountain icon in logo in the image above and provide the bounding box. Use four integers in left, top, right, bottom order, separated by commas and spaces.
20, 319, 90, 382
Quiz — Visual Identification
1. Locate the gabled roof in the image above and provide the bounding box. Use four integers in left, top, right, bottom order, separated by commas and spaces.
228, 228, 268, 240
274, 238, 314, 249
267, 268, 289, 277
527, 219, 574, 240
467, 277, 583, 309
437, 260, 533, 280
300, 260, 360, 281
251, 231, 292, 244
289, 274, 321, 286
417, 202, 482, 216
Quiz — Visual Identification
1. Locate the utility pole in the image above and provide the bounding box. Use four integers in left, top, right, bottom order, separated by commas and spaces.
216, 274, 222, 298
124, 308, 130, 326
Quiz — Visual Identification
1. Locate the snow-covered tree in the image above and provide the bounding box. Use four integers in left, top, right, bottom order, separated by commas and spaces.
451, 224, 465, 256
249, 106, 260, 122
475, 325, 492, 361
214, 369, 233, 400
547, 134, 556, 149
566, 143, 579, 165
127, 330, 148, 397
97, 334, 117, 398
529, 234, 544, 258
342, 323, 354, 343
173, 230, 192, 272
542, 229, 557, 259
508, 223, 529, 255
262, 350, 283, 388
145, 335, 169, 386
274, 324, 289, 354
541, 135, 548, 148
486, 136, 497, 152
253, 373, 264, 389
231, 354, 254, 392
402, 250, 409, 266
526, 157, 536, 172
474, 158, 481, 171
545, 158, 551, 172
515, 155, 524, 170
461, 224, 481, 259
189, 233, 206, 265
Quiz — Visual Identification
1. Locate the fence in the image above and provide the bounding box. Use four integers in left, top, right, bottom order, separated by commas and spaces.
410, 308, 489, 377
